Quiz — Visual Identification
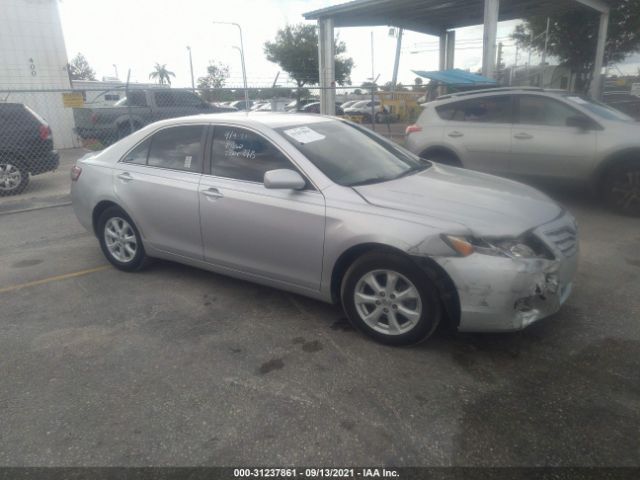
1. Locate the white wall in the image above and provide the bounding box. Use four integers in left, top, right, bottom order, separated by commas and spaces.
0, 0, 78, 148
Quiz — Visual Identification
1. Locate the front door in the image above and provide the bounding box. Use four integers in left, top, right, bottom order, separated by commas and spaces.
113, 124, 205, 258
199, 125, 325, 291
510, 95, 597, 180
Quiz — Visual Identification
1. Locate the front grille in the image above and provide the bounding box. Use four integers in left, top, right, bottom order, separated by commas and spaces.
544, 224, 578, 258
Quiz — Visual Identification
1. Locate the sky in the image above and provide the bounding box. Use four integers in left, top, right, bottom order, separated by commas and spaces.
56, 0, 622, 90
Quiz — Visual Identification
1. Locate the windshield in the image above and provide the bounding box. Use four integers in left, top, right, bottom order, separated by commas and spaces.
564, 95, 634, 122
276, 120, 430, 186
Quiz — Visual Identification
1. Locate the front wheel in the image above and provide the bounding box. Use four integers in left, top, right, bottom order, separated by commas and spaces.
97, 206, 148, 271
0, 161, 29, 196
341, 252, 441, 346
602, 161, 640, 216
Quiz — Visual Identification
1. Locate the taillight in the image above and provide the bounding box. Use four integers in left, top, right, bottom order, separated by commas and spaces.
90, 113, 99, 124
405, 124, 422, 135
39, 124, 52, 140
70, 165, 82, 181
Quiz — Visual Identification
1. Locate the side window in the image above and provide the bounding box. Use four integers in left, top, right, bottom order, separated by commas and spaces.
147, 125, 204, 172
211, 127, 297, 183
170, 91, 203, 107
154, 91, 175, 107
127, 91, 148, 107
452, 96, 512, 123
435, 103, 456, 120
517, 95, 583, 126
122, 138, 150, 165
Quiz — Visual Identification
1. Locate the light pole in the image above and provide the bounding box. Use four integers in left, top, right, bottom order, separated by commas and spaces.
186, 46, 195, 91
213, 21, 249, 111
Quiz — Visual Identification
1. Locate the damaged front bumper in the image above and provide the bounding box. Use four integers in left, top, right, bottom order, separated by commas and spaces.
434, 215, 579, 332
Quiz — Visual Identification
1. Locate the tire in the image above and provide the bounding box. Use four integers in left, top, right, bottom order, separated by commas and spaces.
0, 160, 29, 196
97, 206, 148, 271
602, 161, 640, 216
117, 122, 139, 141
341, 251, 441, 346
421, 149, 461, 167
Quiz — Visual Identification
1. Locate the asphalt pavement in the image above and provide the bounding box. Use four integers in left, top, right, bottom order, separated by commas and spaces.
0, 166, 638, 466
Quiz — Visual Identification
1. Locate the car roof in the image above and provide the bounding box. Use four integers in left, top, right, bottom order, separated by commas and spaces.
433, 87, 569, 103
148, 111, 336, 129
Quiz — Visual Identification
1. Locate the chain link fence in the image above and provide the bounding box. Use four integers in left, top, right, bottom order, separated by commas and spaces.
0, 85, 426, 199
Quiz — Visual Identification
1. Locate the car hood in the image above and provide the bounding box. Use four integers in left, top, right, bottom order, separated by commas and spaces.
354, 164, 563, 237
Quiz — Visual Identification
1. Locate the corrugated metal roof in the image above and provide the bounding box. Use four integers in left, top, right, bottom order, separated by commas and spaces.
412, 69, 497, 86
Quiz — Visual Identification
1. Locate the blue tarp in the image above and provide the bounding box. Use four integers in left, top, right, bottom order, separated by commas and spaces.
412, 69, 497, 86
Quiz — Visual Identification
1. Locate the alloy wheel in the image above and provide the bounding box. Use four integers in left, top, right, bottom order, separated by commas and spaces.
0, 163, 23, 192
354, 269, 422, 335
104, 217, 138, 263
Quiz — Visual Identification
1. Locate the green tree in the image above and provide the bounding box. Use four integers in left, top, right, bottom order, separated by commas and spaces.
360, 81, 378, 93
197, 62, 230, 101
149, 63, 176, 86
264, 24, 354, 103
68, 53, 96, 81
511, 0, 640, 93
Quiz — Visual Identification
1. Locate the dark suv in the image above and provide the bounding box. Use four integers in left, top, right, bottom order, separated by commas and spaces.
0, 103, 59, 196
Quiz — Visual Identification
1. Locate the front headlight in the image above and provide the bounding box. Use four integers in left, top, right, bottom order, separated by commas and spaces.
442, 234, 551, 259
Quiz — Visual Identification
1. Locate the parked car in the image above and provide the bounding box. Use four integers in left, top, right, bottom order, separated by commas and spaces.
344, 100, 389, 122
405, 87, 640, 216
229, 100, 253, 111
285, 99, 316, 111
299, 102, 344, 115
0, 103, 59, 196
73, 89, 231, 144
71, 113, 578, 345
340, 100, 359, 109
602, 91, 640, 120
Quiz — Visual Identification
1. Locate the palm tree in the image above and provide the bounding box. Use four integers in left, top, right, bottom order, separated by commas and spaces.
149, 63, 176, 85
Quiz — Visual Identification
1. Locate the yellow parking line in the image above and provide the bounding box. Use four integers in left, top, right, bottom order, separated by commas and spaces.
0, 265, 111, 294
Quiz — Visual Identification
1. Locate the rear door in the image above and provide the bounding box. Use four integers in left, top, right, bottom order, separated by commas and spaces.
113, 124, 205, 258
199, 125, 325, 290
437, 95, 513, 174
510, 94, 597, 180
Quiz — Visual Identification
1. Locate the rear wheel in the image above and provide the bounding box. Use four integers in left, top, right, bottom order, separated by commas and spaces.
341, 252, 441, 346
0, 160, 29, 196
602, 161, 640, 216
97, 206, 148, 271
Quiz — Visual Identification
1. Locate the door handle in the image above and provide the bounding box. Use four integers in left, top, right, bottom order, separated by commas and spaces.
201, 187, 224, 199
117, 172, 133, 182
448, 131, 464, 138
514, 132, 533, 140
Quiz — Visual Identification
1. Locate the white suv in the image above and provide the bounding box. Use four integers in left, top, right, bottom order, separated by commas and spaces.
405, 87, 640, 215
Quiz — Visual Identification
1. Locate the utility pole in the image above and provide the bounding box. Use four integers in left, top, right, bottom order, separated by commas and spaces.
213, 21, 249, 111
370, 31, 375, 83
496, 42, 504, 83
186, 46, 195, 91
391, 28, 404, 91
113, 64, 118, 79
541, 17, 550, 66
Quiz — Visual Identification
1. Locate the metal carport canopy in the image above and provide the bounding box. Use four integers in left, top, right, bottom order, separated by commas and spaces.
304, 0, 611, 114
304, 0, 587, 36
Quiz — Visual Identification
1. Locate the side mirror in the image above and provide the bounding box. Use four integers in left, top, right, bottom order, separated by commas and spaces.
264, 169, 306, 190
566, 115, 592, 130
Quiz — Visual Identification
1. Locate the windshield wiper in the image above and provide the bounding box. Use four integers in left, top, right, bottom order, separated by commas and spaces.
347, 177, 389, 187
392, 163, 431, 180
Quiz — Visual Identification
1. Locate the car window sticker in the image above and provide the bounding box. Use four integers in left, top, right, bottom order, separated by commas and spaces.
283, 126, 326, 144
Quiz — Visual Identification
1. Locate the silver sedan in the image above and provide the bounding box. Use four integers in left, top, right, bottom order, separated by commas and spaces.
71, 112, 578, 345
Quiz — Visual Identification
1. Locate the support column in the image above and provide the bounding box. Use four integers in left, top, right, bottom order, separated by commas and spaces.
318, 17, 335, 115
589, 10, 609, 99
445, 30, 456, 69
439, 32, 447, 71
482, 0, 499, 79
